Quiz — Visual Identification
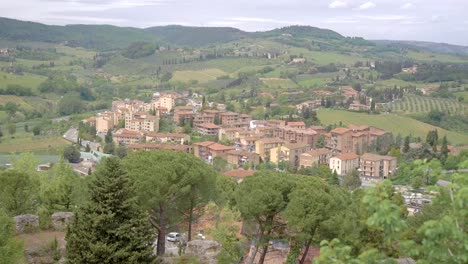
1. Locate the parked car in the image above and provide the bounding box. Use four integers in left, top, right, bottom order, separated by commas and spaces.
167, 232, 182, 242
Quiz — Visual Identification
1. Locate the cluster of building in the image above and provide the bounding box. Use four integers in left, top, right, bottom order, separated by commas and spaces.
81, 91, 398, 181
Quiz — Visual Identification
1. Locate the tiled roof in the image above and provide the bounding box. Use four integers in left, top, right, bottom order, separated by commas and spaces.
197, 123, 220, 129
287, 121, 305, 127
336, 152, 359, 160
361, 153, 396, 161
207, 143, 235, 151
331, 127, 351, 135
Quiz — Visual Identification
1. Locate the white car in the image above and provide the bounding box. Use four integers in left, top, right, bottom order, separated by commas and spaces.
167, 232, 182, 242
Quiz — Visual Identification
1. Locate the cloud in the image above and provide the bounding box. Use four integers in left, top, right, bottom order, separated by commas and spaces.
329, 1, 347, 9
325, 17, 358, 24
45, 15, 127, 24
356, 1, 376, 10
227, 17, 298, 24
401, 3, 414, 9
430, 15, 444, 23
357, 15, 410, 21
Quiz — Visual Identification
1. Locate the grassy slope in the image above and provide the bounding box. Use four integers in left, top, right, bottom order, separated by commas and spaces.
170, 68, 227, 83
317, 109, 468, 145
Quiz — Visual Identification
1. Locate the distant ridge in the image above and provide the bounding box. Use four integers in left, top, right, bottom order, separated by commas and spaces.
373, 40, 468, 56
0, 17, 344, 49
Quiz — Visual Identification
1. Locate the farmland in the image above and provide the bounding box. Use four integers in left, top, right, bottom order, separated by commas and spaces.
381, 95, 466, 115
317, 109, 468, 145
170, 68, 227, 83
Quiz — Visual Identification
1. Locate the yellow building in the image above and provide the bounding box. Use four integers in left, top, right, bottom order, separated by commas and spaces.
270, 143, 310, 167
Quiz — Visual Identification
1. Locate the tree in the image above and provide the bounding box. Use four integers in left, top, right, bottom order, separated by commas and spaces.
24, 124, 29, 132
104, 130, 113, 144
58, 94, 85, 115
213, 156, 229, 172
403, 136, 410, 153
103, 142, 115, 155
283, 178, 349, 264
0, 170, 39, 215
316, 135, 326, 148
7, 123, 16, 136
440, 136, 448, 161
63, 145, 81, 163
235, 172, 296, 264
343, 169, 361, 191
32, 125, 41, 136
0, 208, 24, 263
115, 145, 127, 159
123, 150, 217, 255
41, 159, 86, 211
85, 143, 91, 152
66, 158, 154, 263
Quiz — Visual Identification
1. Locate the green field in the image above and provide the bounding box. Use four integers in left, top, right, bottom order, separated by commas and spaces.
170, 68, 227, 83
317, 109, 468, 145
454, 91, 468, 103
407, 51, 468, 63
0, 72, 47, 90
260, 77, 297, 88
381, 95, 466, 114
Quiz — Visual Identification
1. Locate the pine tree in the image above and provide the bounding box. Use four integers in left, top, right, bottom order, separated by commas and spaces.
66, 157, 154, 264
403, 136, 410, 153
440, 136, 449, 161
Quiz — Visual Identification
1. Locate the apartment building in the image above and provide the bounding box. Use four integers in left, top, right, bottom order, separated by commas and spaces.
195, 123, 221, 136
329, 152, 359, 176
360, 153, 397, 180
145, 132, 190, 145
255, 138, 285, 162
328, 127, 353, 153
193, 141, 235, 162
225, 150, 260, 168
270, 143, 310, 167
299, 148, 333, 168
220, 112, 240, 125
125, 111, 159, 132
96, 111, 115, 133
113, 129, 145, 145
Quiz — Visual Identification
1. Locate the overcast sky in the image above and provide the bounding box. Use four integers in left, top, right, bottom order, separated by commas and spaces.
1, 0, 467, 45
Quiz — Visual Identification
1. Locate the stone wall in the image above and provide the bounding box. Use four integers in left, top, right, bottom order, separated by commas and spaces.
14, 214, 39, 234
51, 212, 75, 231
185, 240, 221, 264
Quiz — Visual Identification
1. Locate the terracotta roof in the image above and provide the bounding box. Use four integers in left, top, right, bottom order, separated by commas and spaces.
176, 111, 194, 115
348, 124, 370, 131
145, 132, 187, 138
220, 111, 239, 116
336, 152, 359, 160
207, 143, 235, 152
370, 128, 386, 136
194, 141, 216, 147
331, 127, 351, 135
361, 153, 396, 161
197, 123, 220, 129
223, 169, 256, 178
303, 148, 331, 156
287, 121, 305, 127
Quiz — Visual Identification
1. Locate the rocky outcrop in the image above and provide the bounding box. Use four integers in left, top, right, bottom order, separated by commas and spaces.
185, 240, 221, 264
14, 214, 39, 234
51, 212, 75, 231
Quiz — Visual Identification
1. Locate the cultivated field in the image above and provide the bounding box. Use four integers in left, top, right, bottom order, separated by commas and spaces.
260, 77, 297, 88
382, 95, 466, 114
317, 109, 468, 145
170, 68, 227, 83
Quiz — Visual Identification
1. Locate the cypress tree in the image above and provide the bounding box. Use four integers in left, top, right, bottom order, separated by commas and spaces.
66, 157, 155, 264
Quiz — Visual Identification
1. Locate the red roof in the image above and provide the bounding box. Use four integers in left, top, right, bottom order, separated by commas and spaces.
207, 143, 235, 152
336, 152, 359, 160
197, 123, 220, 129
287, 121, 305, 127
331, 127, 351, 135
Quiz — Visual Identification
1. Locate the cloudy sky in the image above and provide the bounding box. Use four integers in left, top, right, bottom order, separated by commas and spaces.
1, 0, 467, 45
